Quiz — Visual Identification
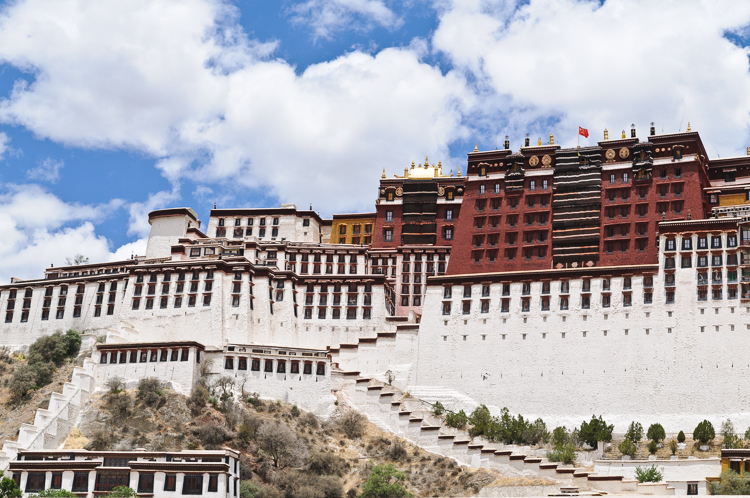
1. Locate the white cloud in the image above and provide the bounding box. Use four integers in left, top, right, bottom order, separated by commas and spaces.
26, 157, 64, 183
289, 0, 403, 39
127, 189, 181, 238
432, 0, 750, 155
0, 132, 8, 160
0, 0, 472, 216
0, 184, 133, 283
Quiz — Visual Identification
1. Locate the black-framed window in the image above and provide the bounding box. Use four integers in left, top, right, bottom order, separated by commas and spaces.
183, 474, 203, 495
138, 473, 154, 493
290, 362, 300, 374
238, 358, 247, 370
251, 359, 260, 371
264, 360, 273, 372
25, 472, 45, 493
95, 472, 128, 492
72, 473, 89, 491
303, 362, 312, 375
164, 474, 177, 492
51, 472, 63, 489
208, 475, 219, 492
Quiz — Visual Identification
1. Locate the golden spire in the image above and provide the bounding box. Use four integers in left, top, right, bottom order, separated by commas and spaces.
550, 133, 555, 145
622, 130, 626, 139
604, 128, 609, 140
746, 146, 749, 156
381, 167, 386, 179
411, 161, 415, 169
687, 122, 692, 132
473, 142, 478, 152
457, 165, 462, 177
537, 137, 542, 146
424, 156, 429, 167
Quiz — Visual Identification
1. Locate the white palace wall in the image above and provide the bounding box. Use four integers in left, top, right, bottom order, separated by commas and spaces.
412, 234, 750, 432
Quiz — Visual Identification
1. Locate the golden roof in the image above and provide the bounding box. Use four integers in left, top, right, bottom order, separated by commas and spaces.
393, 156, 453, 179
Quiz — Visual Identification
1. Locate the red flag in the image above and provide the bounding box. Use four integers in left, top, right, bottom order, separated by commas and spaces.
578, 126, 589, 138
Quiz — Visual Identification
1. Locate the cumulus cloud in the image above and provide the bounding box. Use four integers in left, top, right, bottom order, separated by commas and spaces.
432, 0, 750, 155
127, 188, 182, 238
289, 0, 403, 39
0, 0, 471, 216
0, 184, 132, 283
26, 157, 64, 183
0, 132, 8, 160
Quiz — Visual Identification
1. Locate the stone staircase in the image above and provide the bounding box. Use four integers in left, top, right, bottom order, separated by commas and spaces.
0, 358, 97, 470
334, 370, 674, 495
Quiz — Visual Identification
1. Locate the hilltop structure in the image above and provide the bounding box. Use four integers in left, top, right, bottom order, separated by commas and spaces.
2, 126, 750, 433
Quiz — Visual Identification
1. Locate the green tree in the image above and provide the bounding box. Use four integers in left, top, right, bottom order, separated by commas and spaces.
669, 439, 678, 455
239, 480, 262, 498
712, 470, 750, 495
579, 415, 614, 449
647, 423, 666, 444
468, 405, 494, 438
552, 426, 571, 448
65, 254, 89, 266
625, 421, 644, 443
722, 420, 741, 448
635, 465, 663, 483
677, 430, 686, 443
0, 472, 21, 498
28, 330, 81, 366
432, 401, 444, 416
694, 420, 716, 445
547, 443, 577, 465
359, 464, 412, 498
29, 490, 77, 497
648, 440, 658, 455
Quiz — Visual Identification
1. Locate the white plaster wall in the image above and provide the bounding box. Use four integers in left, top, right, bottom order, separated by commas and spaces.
95, 347, 200, 395
412, 233, 750, 432
593, 458, 720, 481
145, 215, 192, 260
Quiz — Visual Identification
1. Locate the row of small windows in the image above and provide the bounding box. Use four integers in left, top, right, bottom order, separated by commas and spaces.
100, 348, 191, 364
218, 216, 311, 227
441, 292, 648, 314
18, 471, 228, 495
302, 307, 371, 320
665, 254, 739, 269
663, 234, 738, 251
442, 277, 651, 299
217, 226, 278, 238
224, 356, 326, 375
475, 179, 551, 192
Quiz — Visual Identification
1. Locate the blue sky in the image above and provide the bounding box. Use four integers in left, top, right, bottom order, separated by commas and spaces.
0, 0, 749, 282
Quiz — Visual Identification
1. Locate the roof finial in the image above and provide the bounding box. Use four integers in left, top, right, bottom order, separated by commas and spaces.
473, 142, 478, 152
550, 133, 555, 145
537, 137, 542, 146
604, 128, 609, 140
424, 156, 429, 167
457, 165, 462, 177
747, 146, 750, 156
411, 160, 415, 169
622, 130, 626, 139
381, 167, 386, 179
687, 121, 691, 132
213, 202, 217, 209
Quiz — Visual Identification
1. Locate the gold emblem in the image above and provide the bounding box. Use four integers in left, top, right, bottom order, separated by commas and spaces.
541, 155, 552, 167
529, 155, 539, 167
395, 187, 403, 197
605, 149, 616, 160
437, 187, 445, 196
619, 147, 630, 159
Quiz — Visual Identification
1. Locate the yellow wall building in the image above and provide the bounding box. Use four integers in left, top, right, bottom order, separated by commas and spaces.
330, 213, 376, 245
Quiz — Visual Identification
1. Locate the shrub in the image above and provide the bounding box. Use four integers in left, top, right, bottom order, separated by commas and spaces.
432, 401, 445, 416
338, 411, 367, 439
104, 487, 137, 497
468, 405, 494, 438
86, 429, 115, 451
256, 421, 309, 468
647, 423, 666, 444
648, 440, 658, 455
618, 439, 636, 458
0, 472, 21, 498
309, 452, 350, 476
386, 439, 408, 462
579, 415, 614, 450
240, 480, 262, 498
625, 422, 644, 443
194, 422, 231, 449
27, 330, 81, 367
136, 378, 162, 407
105, 392, 132, 421
635, 465, 663, 483
677, 430, 686, 443
301, 411, 319, 429
290, 405, 300, 418
29, 490, 77, 497
722, 419, 741, 448
237, 414, 262, 446
105, 376, 125, 395
547, 443, 577, 465
444, 410, 467, 429
8, 366, 38, 400
29, 362, 55, 387
359, 464, 413, 498
188, 384, 210, 415
711, 470, 750, 495
669, 439, 678, 455
694, 420, 716, 445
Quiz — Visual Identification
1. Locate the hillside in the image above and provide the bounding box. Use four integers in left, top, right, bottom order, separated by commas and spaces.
63, 381, 549, 497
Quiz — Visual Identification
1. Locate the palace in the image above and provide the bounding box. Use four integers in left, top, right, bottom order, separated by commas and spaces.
3, 125, 750, 435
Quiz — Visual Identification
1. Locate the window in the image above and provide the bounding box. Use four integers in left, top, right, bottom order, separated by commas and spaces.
208, 475, 219, 492
51, 473, 62, 489
95, 472, 129, 492
164, 474, 177, 492
479, 184, 486, 194
138, 473, 154, 494
462, 301, 471, 314
443, 227, 453, 240
560, 297, 569, 310
73, 473, 89, 492
682, 237, 692, 250
384, 229, 393, 242
25, 473, 45, 493
445, 209, 453, 220
183, 475, 204, 495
